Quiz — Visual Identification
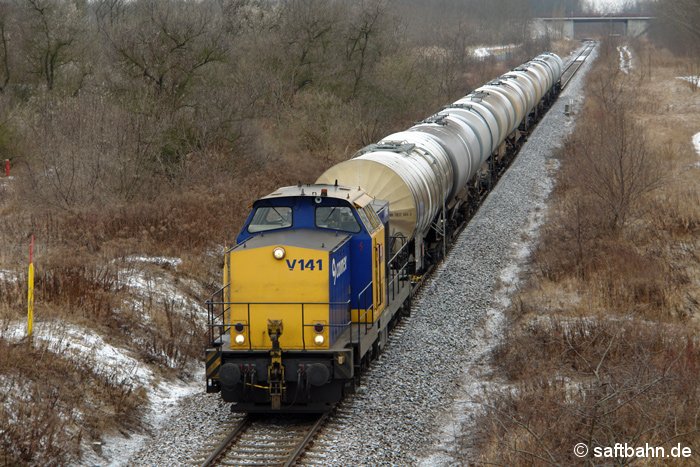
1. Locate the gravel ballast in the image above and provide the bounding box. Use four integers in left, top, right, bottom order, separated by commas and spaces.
125, 45, 597, 466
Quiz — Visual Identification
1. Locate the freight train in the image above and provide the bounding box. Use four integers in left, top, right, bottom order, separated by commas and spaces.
205, 52, 564, 413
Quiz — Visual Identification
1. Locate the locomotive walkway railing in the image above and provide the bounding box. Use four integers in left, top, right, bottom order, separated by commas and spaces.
206, 296, 352, 351
206, 236, 412, 352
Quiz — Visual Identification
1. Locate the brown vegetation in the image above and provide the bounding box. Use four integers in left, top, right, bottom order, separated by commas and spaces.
471, 36, 700, 465
0, 337, 145, 464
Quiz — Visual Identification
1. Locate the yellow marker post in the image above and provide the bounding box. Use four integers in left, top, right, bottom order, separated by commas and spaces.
27, 235, 34, 338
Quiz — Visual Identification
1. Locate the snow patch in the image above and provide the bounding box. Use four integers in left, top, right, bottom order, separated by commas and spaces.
2, 321, 152, 384
0, 321, 202, 466
0, 269, 18, 283
115, 255, 206, 322
88, 372, 202, 467
471, 44, 519, 60
618, 45, 632, 74
677, 76, 700, 89
693, 132, 700, 168
123, 255, 182, 268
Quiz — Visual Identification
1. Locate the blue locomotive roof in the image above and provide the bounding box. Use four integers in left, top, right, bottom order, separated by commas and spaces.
236, 184, 386, 246
261, 184, 375, 208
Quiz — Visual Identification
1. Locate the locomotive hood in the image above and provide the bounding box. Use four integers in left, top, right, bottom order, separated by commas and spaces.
226, 229, 352, 351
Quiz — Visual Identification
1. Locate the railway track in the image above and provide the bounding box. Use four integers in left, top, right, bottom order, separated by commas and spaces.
561, 41, 596, 89
199, 413, 328, 467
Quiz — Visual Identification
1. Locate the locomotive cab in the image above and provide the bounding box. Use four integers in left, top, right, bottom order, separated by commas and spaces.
205, 184, 392, 412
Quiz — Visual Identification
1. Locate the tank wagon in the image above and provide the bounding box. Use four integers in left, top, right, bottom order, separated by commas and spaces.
205, 52, 563, 413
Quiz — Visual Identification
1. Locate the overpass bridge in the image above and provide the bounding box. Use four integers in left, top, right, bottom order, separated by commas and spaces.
535, 16, 654, 39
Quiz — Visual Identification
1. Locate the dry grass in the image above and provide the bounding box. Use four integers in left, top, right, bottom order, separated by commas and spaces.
475, 319, 700, 466
0, 337, 146, 465
470, 38, 700, 464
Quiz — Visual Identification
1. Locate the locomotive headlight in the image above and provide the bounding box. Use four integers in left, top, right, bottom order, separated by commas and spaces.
272, 247, 286, 260
234, 334, 245, 345
314, 334, 325, 346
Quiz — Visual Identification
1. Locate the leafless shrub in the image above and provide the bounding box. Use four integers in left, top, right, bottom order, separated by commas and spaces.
473, 318, 700, 465
135, 298, 205, 369
0, 338, 145, 465
566, 109, 663, 230
15, 94, 168, 210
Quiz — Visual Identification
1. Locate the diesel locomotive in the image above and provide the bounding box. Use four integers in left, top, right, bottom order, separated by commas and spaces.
205, 52, 564, 413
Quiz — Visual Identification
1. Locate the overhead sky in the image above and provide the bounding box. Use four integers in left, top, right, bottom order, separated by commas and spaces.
585, 0, 629, 13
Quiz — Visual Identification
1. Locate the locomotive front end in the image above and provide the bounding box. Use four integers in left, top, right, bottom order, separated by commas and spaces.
205, 184, 387, 412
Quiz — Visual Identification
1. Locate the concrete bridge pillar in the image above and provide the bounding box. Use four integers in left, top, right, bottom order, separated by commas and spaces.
627, 19, 649, 37
562, 20, 575, 39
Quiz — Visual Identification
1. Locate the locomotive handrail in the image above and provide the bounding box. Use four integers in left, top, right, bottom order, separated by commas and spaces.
207, 298, 356, 350
387, 236, 411, 302
206, 283, 231, 345
357, 281, 374, 325
388, 235, 410, 265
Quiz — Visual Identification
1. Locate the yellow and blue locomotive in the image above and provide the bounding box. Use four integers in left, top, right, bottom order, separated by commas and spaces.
205, 183, 412, 412
204, 52, 563, 412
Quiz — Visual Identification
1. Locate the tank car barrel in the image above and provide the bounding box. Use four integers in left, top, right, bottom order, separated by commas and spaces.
317, 52, 563, 241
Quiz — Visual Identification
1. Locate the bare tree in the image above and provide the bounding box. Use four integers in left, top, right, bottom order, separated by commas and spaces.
344, 0, 389, 100
659, 0, 700, 43
569, 109, 662, 229
18, 0, 86, 91
0, 5, 10, 93
97, 0, 228, 99
651, 0, 700, 59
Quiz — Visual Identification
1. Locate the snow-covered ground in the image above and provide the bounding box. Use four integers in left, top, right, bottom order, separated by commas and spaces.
677, 75, 699, 89
85, 374, 201, 467
2, 321, 152, 385
0, 254, 209, 466
414, 44, 520, 61
116, 255, 205, 320
0, 269, 17, 283
0, 319, 202, 465
471, 44, 519, 59
618, 45, 632, 74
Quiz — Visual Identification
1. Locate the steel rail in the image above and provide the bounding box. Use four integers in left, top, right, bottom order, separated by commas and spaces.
200, 417, 251, 467
200, 413, 328, 467
283, 412, 329, 467
561, 42, 595, 89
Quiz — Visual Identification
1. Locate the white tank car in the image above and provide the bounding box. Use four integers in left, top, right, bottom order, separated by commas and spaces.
317, 52, 563, 246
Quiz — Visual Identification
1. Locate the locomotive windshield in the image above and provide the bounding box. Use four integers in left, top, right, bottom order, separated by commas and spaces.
315, 206, 361, 233
247, 206, 292, 233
